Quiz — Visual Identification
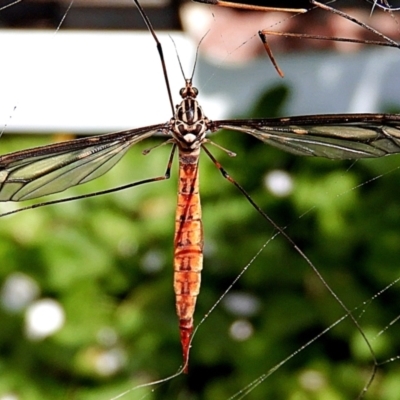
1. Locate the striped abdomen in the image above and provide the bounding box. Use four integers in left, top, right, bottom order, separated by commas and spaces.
174, 152, 203, 373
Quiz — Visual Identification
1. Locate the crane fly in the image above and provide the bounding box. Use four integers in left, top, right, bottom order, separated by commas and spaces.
2, 1, 400, 374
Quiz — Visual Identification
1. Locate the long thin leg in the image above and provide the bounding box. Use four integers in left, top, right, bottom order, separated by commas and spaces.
192, 0, 307, 13
201, 144, 378, 397
132, 0, 175, 115
312, 0, 400, 47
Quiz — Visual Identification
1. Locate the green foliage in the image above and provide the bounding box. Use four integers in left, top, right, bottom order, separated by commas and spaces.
1, 86, 400, 400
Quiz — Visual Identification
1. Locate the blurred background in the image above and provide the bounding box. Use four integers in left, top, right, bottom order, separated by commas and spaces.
1, 1, 400, 399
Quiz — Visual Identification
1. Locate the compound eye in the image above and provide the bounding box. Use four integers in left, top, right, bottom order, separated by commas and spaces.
179, 88, 185, 96
192, 87, 198, 96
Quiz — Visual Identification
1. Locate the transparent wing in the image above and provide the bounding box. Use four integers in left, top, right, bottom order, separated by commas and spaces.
0, 124, 164, 201
215, 114, 400, 159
